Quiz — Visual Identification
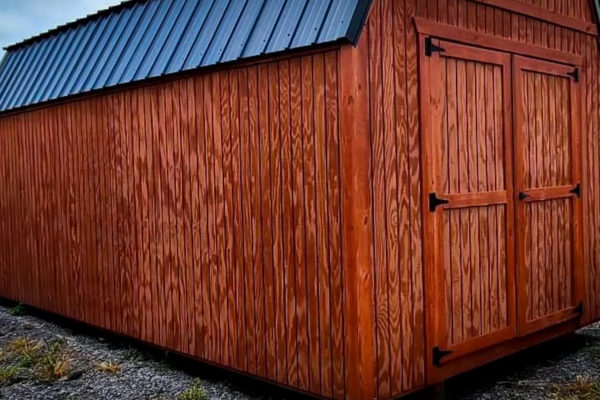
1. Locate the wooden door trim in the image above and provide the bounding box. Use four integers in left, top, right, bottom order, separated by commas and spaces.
437, 190, 508, 210
519, 185, 581, 202
414, 17, 583, 67
569, 53, 586, 323
519, 308, 582, 336
470, 0, 598, 36
419, 33, 440, 379
513, 55, 580, 76
428, 319, 579, 384
420, 38, 516, 374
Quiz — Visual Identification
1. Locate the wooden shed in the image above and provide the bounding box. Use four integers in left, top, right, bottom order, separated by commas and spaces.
1, 0, 600, 398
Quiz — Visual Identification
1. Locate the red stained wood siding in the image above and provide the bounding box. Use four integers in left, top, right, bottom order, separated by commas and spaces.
2, 0, 600, 399
367, 0, 600, 399
0, 50, 352, 400
366, 0, 425, 398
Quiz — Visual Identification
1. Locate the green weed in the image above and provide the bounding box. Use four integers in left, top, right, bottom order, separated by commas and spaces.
7, 304, 26, 316
179, 380, 208, 400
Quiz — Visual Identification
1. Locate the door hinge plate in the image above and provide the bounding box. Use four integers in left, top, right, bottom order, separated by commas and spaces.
425, 37, 446, 57
433, 346, 453, 367
570, 183, 581, 198
518, 191, 530, 201
568, 68, 579, 82
429, 192, 450, 212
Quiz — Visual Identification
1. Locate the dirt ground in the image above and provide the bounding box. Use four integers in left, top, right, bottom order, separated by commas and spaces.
1, 302, 600, 400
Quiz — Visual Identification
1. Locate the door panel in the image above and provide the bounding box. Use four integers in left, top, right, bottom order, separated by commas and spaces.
443, 205, 509, 345
513, 56, 584, 336
422, 39, 516, 367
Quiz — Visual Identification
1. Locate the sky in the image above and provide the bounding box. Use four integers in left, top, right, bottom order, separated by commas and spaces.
0, 0, 123, 57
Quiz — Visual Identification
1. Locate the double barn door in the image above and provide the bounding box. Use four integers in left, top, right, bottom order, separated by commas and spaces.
422, 39, 584, 370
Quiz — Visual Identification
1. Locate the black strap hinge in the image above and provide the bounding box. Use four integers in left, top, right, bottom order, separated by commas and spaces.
429, 192, 449, 212
568, 68, 579, 82
574, 302, 584, 315
433, 346, 453, 367
425, 37, 445, 57
518, 191, 530, 201
570, 183, 581, 198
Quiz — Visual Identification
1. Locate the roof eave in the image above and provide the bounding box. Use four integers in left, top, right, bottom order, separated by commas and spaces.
345, 0, 373, 46
593, 0, 600, 40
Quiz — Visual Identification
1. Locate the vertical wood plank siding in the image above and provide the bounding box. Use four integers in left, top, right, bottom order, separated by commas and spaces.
366, 0, 599, 399
3, 1, 600, 399
0, 50, 347, 400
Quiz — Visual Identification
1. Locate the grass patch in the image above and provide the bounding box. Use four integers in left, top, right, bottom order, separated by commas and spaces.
36, 353, 70, 382
36, 340, 71, 382
96, 361, 121, 375
7, 338, 41, 368
553, 376, 600, 400
179, 380, 208, 400
0, 366, 21, 386
7, 304, 26, 317
0, 336, 72, 385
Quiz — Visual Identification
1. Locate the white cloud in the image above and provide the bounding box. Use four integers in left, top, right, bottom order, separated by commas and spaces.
0, 0, 124, 54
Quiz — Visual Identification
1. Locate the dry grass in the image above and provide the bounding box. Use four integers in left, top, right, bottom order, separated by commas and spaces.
7, 338, 41, 368
0, 336, 71, 384
96, 361, 121, 375
37, 353, 70, 382
552, 376, 600, 400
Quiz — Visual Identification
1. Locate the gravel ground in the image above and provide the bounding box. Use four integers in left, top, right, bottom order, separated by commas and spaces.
0, 303, 301, 400
443, 324, 600, 400
1, 302, 600, 400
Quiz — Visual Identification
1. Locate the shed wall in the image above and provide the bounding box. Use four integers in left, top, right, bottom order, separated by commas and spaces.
366, 0, 600, 399
0, 49, 349, 399
2, 1, 600, 399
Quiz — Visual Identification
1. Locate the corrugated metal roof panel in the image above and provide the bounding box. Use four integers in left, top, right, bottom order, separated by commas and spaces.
0, 0, 372, 113
104, 0, 162, 87
241, 0, 284, 59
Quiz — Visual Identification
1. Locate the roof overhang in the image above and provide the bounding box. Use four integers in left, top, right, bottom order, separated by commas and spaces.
593, 0, 600, 41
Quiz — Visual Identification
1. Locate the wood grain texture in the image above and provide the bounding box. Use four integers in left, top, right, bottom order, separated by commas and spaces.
368, 0, 598, 398
2, 0, 600, 399
513, 55, 584, 336
367, 0, 426, 397
0, 51, 347, 400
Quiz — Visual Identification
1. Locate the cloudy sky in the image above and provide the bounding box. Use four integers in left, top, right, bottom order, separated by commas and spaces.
0, 0, 123, 56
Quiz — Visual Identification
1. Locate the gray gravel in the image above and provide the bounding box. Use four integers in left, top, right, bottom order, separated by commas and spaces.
2, 302, 600, 400
444, 323, 600, 400
0, 303, 299, 400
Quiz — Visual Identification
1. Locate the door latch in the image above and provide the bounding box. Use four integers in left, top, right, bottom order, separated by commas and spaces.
433, 346, 453, 367
429, 192, 450, 212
